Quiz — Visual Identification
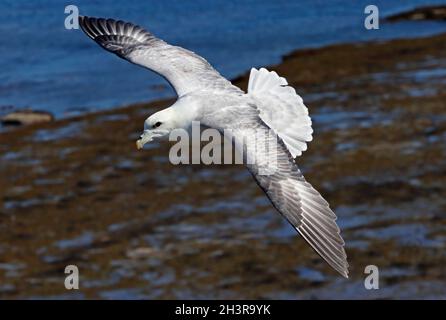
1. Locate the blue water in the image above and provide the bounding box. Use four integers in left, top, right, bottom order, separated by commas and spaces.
1, 0, 446, 117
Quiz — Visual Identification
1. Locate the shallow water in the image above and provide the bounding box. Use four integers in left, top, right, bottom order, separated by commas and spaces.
1, 0, 446, 116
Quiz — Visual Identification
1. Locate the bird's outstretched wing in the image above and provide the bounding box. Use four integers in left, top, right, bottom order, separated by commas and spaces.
78, 16, 241, 97
229, 116, 348, 277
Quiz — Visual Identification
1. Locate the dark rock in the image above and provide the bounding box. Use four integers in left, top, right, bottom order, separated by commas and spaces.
387, 6, 446, 22
1, 110, 54, 126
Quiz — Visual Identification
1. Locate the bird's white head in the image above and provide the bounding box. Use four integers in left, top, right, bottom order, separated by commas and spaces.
136, 107, 177, 150
136, 96, 199, 150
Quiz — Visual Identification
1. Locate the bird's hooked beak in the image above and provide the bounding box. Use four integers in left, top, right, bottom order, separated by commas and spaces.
136, 129, 169, 150
136, 130, 155, 150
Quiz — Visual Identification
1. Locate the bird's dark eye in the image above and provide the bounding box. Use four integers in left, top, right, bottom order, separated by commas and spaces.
153, 122, 162, 128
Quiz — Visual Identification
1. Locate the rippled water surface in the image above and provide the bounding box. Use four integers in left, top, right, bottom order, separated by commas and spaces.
1, 0, 446, 116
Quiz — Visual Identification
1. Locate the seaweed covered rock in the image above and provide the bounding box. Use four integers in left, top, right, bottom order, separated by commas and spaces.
387, 5, 446, 22
1, 110, 54, 126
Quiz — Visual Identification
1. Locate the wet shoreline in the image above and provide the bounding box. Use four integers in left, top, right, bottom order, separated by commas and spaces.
1, 31, 446, 299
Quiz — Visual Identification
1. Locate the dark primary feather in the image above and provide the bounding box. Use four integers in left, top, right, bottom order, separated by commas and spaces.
79, 16, 156, 57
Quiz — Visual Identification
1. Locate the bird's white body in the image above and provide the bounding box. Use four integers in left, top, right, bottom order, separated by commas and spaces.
79, 16, 349, 277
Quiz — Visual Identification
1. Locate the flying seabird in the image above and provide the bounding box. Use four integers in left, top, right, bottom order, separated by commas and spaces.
78, 16, 349, 277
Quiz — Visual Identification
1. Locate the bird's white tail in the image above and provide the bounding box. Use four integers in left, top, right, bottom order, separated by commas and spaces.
248, 67, 289, 93
247, 68, 313, 158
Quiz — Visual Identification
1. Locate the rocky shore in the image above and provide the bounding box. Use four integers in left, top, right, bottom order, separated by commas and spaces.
386, 5, 446, 21
1, 31, 445, 299
1, 110, 54, 126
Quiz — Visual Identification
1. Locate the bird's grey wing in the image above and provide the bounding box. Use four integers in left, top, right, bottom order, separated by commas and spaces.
228, 110, 348, 277
78, 16, 241, 97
